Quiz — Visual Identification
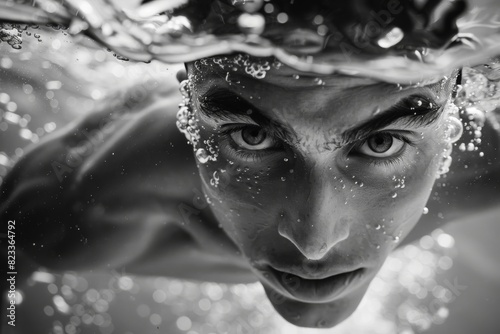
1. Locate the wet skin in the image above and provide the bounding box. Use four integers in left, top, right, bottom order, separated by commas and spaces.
2, 59, 500, 329
185, 60, 457, 327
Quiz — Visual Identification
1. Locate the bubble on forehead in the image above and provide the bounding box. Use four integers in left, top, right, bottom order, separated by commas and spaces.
193, 54, 282, 80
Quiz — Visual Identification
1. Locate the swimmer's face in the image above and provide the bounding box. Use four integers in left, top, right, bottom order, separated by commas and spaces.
186, 57, 456, 328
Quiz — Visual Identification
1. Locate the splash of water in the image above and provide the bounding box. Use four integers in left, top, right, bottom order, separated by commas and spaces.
1, 0, 500, 84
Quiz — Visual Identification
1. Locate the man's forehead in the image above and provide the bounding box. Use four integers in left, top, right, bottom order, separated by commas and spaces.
188, 55, 453, 93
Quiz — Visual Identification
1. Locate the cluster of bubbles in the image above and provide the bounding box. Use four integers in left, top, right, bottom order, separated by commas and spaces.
437, 100, 464, 178
0, 23, 24, 49
196, 54, 282, 81
176, 78, 221, 166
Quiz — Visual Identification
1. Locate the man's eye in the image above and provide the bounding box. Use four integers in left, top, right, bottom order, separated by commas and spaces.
230, 125, 277, 150
355, 133, 406, 158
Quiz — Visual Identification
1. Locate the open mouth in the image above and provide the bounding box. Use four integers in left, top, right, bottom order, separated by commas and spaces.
266, 266, 366, 303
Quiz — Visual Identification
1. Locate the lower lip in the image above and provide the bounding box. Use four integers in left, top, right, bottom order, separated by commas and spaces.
266, 266, 365, 303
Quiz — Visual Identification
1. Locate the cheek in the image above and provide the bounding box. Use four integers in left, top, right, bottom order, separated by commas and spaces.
350, 144, 444, 248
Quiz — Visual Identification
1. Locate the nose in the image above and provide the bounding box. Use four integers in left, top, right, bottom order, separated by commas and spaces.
278, 172, 350, 261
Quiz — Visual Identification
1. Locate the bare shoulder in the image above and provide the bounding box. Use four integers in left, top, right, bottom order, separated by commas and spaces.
0, 81, 252, 282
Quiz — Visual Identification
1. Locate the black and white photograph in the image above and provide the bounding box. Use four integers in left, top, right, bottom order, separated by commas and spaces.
1, 0, 500, 333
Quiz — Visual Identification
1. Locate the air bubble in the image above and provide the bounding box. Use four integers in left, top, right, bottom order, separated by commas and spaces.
196, 148, 209, 164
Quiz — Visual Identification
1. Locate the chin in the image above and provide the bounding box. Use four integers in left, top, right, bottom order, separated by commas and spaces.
262, 284, 368, 328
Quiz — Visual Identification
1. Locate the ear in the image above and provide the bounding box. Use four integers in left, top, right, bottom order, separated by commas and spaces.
176, 66, 188, 83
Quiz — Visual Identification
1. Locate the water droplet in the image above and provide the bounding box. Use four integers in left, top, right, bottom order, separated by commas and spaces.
196, 148, 209, 164
281, 177, 286, 181
283, 157, 289, 162
392, 192, 398, 198
293, 74, 300, 80
375, 224, 381, 230
393, 236, 400, 243
422, 207, 429, 215
377, 27, 404, 48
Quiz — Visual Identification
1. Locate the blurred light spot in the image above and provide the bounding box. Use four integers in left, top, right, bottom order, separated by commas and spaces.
0, 152, 10, 166
4, 112, 21, 124
198, 298, 211, 311
50, 99, 59, 108
93, 299, 109, 313
48, 283, 58, 294
437, 306, 449, 319
44, 305, 54, 316
438, 256, 453, 270
15, 148, 24, 157
177, 316, 192, 331
14, 290, 23, 304
44, 122, 57, 133
6, 101, 17, 112
82, 313, 94, 325
85, 289, 100, 303
153, 289, 167, 303
0, 92, 10, 103
91, 89, 103, 100
70, 315, 81, 327
52, 39, 62, 50
53, 295, 71, 314
1, 57, 13, 69
23, 84, 33, 94
19, 128, 33, 140
18, 118, 28, 127
204, 284, 223, 301
436, 233, 455, 248
46, 91, 55, 99
32, 271, 55, 284
419, 235, 434, 250
65, 323, 77, 334
168, 280, 184, 295
150, 313, 162, 326
277, 12, 288, 24
137, 304, 150, 318
61, 285, 73, 299
118, 276, 134, 291
94, 50, 107, 62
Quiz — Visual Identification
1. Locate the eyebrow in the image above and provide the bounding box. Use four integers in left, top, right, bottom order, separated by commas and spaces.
197, 87, 444, 147
198, 87, 296, 143
339, 94, 443, 146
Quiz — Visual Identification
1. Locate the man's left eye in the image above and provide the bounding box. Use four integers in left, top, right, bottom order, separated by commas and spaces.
230, 125, 277, 150
355, 132, 406, 158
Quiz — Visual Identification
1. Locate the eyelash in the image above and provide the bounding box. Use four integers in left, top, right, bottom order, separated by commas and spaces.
219, 125, 416, 167
218, 125, 283, 162
350, 132, 416, 167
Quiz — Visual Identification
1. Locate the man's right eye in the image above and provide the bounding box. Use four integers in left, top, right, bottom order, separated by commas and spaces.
228, 125, 280, 151
352, 132, 412, 159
